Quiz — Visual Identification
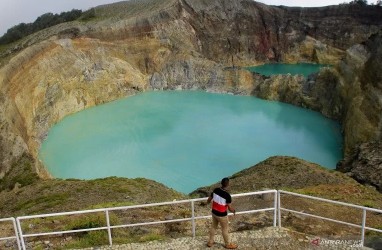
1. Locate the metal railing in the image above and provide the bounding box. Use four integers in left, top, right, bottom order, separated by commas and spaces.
1, 189, 381, 250
0, 217, 21, 249
15, 190, 277, 250
277, 190, 382, 246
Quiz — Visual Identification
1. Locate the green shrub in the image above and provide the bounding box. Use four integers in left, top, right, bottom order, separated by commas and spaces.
15, 193, 70, 213
79, 8, 97, 22
65, 230, 109, 248
139, 233, 165, 242
362, 201, 376, 208
0, 9, 82, 45
66, 215, 105, 230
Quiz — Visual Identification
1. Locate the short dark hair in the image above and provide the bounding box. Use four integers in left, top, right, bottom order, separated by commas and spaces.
221, 177, 229, 188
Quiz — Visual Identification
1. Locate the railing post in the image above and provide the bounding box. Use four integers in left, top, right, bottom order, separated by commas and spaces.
191, 200, 196, 238
273, 191, 277, 227
105, 210, 113, 246
277, 191, 281, 227
361, 208, 366, 247
12, 218, 21, 250
16, 218, 26, 250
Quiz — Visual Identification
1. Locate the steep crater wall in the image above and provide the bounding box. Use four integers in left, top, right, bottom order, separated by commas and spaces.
0, 0, 381, 190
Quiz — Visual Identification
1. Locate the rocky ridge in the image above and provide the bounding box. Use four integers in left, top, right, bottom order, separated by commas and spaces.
338, 141, 382, 191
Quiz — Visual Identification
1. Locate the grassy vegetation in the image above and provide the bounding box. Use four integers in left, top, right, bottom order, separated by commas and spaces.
15, 202, 184, 248
87, 201, 135, 209
0, 153, 39, 191
0, 176, 184, 217
137, 233, 165, 242
78, 8, 97, 22
64, 231, 109, 249
64, 230, 165, 249
0, 43, 12, 54
65, 214, 108, 230
14, 193, 70, 212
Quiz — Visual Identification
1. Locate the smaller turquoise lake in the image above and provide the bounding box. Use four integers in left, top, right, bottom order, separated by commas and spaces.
247, 63, 330, 77
40, 91, 343, 193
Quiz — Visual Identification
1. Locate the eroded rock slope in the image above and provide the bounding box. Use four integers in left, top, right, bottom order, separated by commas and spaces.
0, 0, 381, 189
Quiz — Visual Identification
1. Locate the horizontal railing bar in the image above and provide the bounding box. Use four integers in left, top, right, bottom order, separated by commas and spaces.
17, 190, 277, 221
279, 190, 382, 213
181, 190, 277, 203
18, 201, 194, 220
230, 190, 277, 198
110, 208, 274, 228
0, 218, 15, 222
194, 215, 211, 220
110, 208, 277, 230
232, 208, 275, 216
186, 197, 208, 203
280, 208, 362, 228
22, 226, 108, 238
0, 236, 17, 241
110, 218, 192, 229
280, 208, 382, 234
18, 206, 277, 239
11, 188, 382, 249
193, 208, 275, 220
106, 200, 192, 212
365, 226, 382, 233
18, 209, 108, 220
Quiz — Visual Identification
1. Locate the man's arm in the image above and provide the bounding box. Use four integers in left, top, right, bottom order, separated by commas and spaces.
207, 196, 212, 204
227, 204, 236, 215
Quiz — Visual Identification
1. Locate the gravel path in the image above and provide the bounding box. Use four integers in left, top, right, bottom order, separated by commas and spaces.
77, 227, 371, 250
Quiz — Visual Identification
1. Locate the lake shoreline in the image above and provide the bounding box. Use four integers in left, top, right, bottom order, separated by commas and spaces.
40, 90, 342, 193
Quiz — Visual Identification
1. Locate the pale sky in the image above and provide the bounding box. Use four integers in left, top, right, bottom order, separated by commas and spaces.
0, 0, 373, 36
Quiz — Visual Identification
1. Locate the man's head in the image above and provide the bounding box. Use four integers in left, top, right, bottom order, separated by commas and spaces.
221, 177, 230, 188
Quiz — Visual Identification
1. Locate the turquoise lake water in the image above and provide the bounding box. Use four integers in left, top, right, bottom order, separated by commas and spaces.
39, 91, 343, 193
247, 63, 329, 77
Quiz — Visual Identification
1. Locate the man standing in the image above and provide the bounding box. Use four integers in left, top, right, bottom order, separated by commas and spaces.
207, 177, 237, 249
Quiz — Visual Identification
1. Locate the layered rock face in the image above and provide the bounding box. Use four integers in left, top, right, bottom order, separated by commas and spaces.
338, 32, 382, 154
0, 39, 150, 177
252, 67, 344, 122
251, 31, 382, 137
338, 141, 382, 191
182, 0, 382, 65
255, 30, 382, 190
0, 0, 381, 187
336, 31, 382, 191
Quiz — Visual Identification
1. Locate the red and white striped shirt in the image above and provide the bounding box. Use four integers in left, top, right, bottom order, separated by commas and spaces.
210, 187, 232, 216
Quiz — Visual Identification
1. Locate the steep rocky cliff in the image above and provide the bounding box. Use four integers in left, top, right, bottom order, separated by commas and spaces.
255, 30, 382, 190
338, 141, 382, 191
0, 0, 381, 189
336, 31, 382, 191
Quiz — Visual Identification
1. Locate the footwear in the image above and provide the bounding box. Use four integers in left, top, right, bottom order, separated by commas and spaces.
207, 242, 214, 247
225, 243, 238, 249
